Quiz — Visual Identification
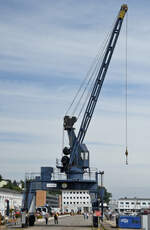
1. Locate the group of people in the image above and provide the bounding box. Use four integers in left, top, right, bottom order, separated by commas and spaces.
44, 212, 59, 225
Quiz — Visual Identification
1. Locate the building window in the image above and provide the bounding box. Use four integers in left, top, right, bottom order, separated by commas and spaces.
80, 192, 82, 194
83, 202, 85, 204
80, 197, 82, 199
70, 202, 72, 204
73, 202, 75, 204
142, 202, 146, 205
131, 202, 134, 205
67, 202, 69, 204
120, 202, 124, 204
70, 197, 72, 199
125, 202, 129, 204
64, 202, 66, 204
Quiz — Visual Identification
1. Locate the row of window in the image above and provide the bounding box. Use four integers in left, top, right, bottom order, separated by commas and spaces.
63, 191, 88, 194
119, 202, 150, 205
63, 201, 89, 205
63, 197, 89, 200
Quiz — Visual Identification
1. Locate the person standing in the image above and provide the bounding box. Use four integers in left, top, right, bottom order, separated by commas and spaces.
45, 213, 48, 225
54, 213, 58, 224
83, 212, 86, 220
86, 212, 89, 219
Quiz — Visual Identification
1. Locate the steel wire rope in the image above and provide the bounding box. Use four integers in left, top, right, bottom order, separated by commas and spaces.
62, 45, 105, 152
125, 11, 128, 165
62, 14, 118, 151
61, 46, 107, 154
64, 48, 103, 116
72, 49, 105, 117
77, 16, 117, 119
65, 44, 106, 117
74, 22, 115, 119
61, 49, 104, 153
65, 16, 117, 117
77, 45, 107, 119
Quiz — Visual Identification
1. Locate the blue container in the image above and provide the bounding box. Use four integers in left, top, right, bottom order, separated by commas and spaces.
118, 216, 141, 229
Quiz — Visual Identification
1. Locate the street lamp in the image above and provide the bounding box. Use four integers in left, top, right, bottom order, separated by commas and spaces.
99, 171, 104, 221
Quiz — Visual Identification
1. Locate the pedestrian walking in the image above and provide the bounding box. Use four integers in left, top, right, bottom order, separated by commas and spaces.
45, 213, 48, 225
54, 213, 58, 224
83, 212, 86, 220
86, 212, 89, 219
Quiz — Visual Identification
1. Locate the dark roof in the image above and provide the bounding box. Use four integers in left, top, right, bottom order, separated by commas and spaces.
119, 197, 150, 201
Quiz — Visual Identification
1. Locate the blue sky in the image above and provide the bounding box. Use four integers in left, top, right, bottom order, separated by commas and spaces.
0, 0, 150, 199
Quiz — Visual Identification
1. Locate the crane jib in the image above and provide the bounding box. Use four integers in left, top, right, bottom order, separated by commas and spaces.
69, 5, 128, 166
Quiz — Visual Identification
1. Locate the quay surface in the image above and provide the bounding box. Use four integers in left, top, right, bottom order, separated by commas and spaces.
1, 215, 142, 230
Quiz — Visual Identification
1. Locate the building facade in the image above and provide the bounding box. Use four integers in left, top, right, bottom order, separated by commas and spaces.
118, 197, 150, 213
46, 193, 59, 208
0, 188, 22, 216
62, 190, 92, 213
109, 199, 118, 211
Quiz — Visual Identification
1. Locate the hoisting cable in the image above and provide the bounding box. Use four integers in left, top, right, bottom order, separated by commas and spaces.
77, 16, 117, 119
65, 40, 107, 117
73, 49, 104, 117
62, 14, 118, 151
65, 44, 105, 116
77, 46, 106, 118
125, 11, 128, 165
62, 48, 104, 152
65, 15, 117, 118
76, 18, 117, 119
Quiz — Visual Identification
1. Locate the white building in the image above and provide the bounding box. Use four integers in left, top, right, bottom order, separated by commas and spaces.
109, 199, 118, 211
118, 197, 150, 213
0, 188, 23, 216
62, 190, 92, 213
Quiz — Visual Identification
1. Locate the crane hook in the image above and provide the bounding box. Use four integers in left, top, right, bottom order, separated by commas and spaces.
125, 147, 128, 165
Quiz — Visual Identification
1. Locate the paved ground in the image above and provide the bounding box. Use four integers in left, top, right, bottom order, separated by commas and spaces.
6, 215, 94, 230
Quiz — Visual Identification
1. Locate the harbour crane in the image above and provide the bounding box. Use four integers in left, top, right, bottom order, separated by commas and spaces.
22, 4, 128, 227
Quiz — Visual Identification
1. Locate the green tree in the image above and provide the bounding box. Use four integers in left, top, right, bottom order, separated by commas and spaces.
3, 180, 22, 191
13, 180, 18, 187
103, 187, 112, 204
98, 186, 112, 204
0, 175, 2, 182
